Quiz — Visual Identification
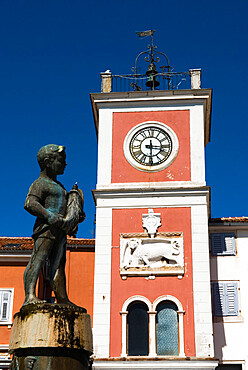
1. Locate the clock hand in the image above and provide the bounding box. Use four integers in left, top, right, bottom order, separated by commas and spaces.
145, 145, 161, 149
145, 141, 161, 154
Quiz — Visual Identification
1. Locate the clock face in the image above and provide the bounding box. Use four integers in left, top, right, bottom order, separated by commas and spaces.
129, 127, 172, 166
123, 121, 179, 172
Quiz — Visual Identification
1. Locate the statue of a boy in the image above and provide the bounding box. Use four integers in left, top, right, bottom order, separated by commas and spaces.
23, 144, 85, 307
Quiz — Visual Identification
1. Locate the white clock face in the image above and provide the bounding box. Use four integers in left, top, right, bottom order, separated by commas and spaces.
123, 121, 179, 172
129, 127, 172, 166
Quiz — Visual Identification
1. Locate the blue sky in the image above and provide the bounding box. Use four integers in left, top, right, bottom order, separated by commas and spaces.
0, 0, 247, 238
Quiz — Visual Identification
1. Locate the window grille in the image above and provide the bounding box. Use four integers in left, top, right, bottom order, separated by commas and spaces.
156, 301, 179, 355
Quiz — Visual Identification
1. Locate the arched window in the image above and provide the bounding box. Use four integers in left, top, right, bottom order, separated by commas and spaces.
127, 301, 149, 356
156, 301, 179, 356
121, 295, 184, 357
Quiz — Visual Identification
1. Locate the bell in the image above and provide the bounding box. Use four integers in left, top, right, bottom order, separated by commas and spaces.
145, 61, 160, 89
146, 75, 160, 88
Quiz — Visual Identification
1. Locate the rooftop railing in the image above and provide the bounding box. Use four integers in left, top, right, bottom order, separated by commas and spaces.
101, 69, 201, 93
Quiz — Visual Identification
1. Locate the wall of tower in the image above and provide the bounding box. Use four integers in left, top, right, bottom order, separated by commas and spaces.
110, 207, 195, 357
92, 90, 214, 362
112, 110, 190, 183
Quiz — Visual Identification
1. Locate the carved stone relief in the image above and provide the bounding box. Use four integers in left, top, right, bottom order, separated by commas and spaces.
119, 210, 184, 277
120, 232, 184, 276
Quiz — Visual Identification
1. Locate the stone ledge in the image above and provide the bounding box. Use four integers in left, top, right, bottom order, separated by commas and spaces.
92, 357, 218, 370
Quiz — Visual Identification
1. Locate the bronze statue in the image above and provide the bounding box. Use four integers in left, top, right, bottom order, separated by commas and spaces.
23, 144, 85, 307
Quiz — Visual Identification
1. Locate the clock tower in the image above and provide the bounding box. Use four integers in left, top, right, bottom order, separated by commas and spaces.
91, 33, 217, 370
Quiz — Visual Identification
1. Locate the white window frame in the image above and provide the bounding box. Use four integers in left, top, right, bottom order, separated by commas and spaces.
0, 344, 11, 368
120, 295, 185, 357
0, 289, 14, 325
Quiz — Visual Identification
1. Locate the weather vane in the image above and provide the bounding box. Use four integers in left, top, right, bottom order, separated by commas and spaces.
132, 29, 172, 90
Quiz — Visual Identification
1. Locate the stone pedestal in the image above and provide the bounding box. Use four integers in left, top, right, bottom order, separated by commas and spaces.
9, 303, 93, 370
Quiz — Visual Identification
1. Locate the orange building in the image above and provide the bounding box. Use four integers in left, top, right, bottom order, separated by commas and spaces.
0, 236, 94, 368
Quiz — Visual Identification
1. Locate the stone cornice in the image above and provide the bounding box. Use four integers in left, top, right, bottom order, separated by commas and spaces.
90, 89, 212, 146
93, 186, 210, 201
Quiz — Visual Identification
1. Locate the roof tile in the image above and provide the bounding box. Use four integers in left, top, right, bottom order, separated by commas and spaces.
0, 236, 95, 251
210, 216, 248, 223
